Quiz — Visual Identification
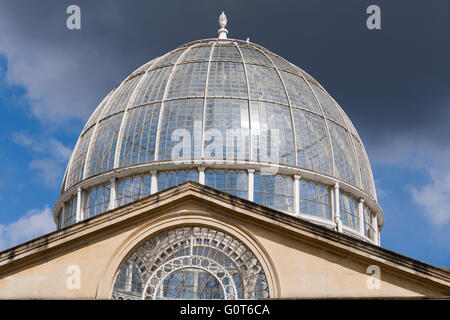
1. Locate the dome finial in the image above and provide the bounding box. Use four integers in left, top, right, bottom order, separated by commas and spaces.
218, 11, 228, 39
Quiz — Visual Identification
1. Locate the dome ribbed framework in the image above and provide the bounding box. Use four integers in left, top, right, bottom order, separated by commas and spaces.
56, 38, 382, 244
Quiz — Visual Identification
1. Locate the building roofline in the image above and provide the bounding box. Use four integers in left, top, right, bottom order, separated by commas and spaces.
1, 181, 449, 291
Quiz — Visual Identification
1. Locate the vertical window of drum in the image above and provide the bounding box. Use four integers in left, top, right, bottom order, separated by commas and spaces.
205, 170, 248, 199
158, 99, 204, 161
250, 101, 295, 165
207, 62, 248, 98
63, 197, 77, 227
117, 174, 152, 207
87, 113, 123, 176
119, 103, 161, 167
339, 192, 359, 231
328, 122, 358, 185
299, 180, 331, 220
157, 171, 199, 191
85, 183, 111, 219
254, 174, 294, 213
363, 205, 376, 240
204, 98, 250, 161
291, 108, 332, 174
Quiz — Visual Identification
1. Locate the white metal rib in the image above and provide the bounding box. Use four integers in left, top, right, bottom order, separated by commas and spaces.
232, 41, 253, 161
113, 57, 163, 169
255, 48, 299, 167
288, 64, 337, 178
154, 45, 197, 161
200, 42, 216, 159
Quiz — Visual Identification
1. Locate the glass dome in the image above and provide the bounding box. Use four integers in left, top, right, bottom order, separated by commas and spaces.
55, 37, 383, 244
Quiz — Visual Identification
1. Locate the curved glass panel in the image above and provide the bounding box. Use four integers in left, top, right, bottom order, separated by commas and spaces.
207, 62, 248, 98
82, 90, 114, 134
254, 173, 294, 213
204, 98, 249, 160
291, 108, 332, 173
87, 113, 123, 176
85, 183, 111, 219
246, 64, 288, 104
66, 128, 93, 188
166, 62, 208, 99
133, 67, 172, 106
328, 122, 358, 185
354, 138, 374, 196
205, 170, 248, 199
211, 43, 241, 62
151, 49, 185, 69
119, 103, 161, 167
250, 101, 295, 165
179, 45, 212, 63
117, 174, 152, 207
280, 71, 321, 114
238, 46, 272, 66
112, 226, 269, 300
158, 99, 203, 161
299, 180, 331, 220
102, 75, 143, 119
309, 83, 345, 126
266, 53, 297, 74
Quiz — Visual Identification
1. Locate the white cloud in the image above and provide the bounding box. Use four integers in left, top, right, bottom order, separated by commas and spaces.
11, 132, 72, 188
0, 206, 55, 252
29, 159, 64, 188
369, 135, 450, 226
411, 169, 450, 225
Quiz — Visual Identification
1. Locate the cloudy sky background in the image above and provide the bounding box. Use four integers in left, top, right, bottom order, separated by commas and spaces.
0, 0, 449, 266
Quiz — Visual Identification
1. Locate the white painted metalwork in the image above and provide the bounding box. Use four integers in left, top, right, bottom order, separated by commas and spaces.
218, 12, 228, 39
294, 175, 301, 216
76, 187, 83, 222
56, 37, 383, 245
334, 182, 342, 232
112, 226, 269, 300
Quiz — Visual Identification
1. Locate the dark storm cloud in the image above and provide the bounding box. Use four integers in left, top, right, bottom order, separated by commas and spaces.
0, 0, 449, 152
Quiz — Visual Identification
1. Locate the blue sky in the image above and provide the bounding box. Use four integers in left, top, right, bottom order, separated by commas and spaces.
0, 0, 449, 268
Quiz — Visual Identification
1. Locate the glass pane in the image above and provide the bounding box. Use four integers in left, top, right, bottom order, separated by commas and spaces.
158, 99, 203, 161
250, 101, 295, 165
119, 103, 161, 166
254, 174, 294, 213
299, 180, 331, 219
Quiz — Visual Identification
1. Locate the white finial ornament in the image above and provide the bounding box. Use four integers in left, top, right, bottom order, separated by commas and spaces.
218, 11, 228, 39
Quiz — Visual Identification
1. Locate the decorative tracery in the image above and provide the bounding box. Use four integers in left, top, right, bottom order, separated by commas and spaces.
112, 226, 269, 300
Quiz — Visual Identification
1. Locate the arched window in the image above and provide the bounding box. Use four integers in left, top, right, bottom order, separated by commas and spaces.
112, 226, 269, 300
